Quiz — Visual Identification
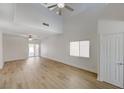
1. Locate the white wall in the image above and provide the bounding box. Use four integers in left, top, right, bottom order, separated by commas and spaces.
98, 20, 124, 34
40, 4, 124, 74
41, 13, 98, 73
0, 32, 3, 69
3, 34, 29, 62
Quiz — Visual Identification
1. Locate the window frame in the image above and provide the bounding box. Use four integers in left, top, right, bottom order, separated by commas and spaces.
69, 40, 90, 58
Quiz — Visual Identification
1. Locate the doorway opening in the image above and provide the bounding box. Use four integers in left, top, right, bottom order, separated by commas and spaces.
29, 43, 40, 57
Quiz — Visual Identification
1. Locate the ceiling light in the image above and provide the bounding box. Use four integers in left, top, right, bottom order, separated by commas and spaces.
57, 3, 65, 8
29, 38, 32, 41
29, 35, 33, 41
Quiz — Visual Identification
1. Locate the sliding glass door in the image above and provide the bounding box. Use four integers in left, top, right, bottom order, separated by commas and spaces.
29, 44, 40, 57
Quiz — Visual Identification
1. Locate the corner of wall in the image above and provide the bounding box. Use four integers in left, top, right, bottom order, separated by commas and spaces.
0, 61, 4, 69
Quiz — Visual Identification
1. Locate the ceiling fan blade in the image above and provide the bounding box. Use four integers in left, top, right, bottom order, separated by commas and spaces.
48, 4, 57, 8
65, 5, 74, 11
49, 6, 57, 11
44, 3, 48, 5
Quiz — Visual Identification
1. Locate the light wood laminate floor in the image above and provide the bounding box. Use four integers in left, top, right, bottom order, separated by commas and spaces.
0, 57, 119, 89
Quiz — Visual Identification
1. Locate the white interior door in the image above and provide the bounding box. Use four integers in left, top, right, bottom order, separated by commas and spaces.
101, 33, 124, 88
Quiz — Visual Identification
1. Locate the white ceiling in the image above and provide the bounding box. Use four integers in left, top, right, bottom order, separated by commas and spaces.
0, 3, 124, 40
0, 3, 63, 40
41, 3, 108, 17
0, 21, 56, 39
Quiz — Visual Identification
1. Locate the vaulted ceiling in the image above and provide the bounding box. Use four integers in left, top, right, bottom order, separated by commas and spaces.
0, 3, 124, 40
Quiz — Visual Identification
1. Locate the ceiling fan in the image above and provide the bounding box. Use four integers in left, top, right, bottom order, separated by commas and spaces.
46, 3, 74, 15
28, 34, 33, 41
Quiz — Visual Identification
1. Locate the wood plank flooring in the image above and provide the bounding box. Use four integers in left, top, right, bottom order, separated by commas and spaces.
0, 57, 119, 89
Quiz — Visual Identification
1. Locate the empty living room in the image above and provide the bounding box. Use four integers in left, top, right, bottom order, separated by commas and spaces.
0, 0, 124, 92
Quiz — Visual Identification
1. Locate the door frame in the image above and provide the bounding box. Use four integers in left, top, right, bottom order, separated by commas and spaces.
99, 32, 124, 88
28, 43, 40, 57
97, 20, 124, 88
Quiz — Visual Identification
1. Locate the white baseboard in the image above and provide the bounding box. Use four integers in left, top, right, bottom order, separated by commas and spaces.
4, 58, 28, 63
97, 76, 104, 81
41, 56, 97, 74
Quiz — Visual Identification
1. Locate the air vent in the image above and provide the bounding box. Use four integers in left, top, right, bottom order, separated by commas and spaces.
42, 23, 49, 27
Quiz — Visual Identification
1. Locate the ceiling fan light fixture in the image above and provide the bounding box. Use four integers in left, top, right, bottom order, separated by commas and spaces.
44, 3, 74, 16
57, 3, 65, 8
56, 11, 59, 14
29, 38, 32, 41
28, 35, 33, 41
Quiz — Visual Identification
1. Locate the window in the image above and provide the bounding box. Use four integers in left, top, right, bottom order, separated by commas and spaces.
70, 41, 79, 56
80, 41, 90, 57
70, 41, 90, 58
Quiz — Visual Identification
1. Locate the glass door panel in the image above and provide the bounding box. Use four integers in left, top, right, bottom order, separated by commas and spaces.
29, 44, 40, 57
34, 44, 40, 57
29, 44, 35, 57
